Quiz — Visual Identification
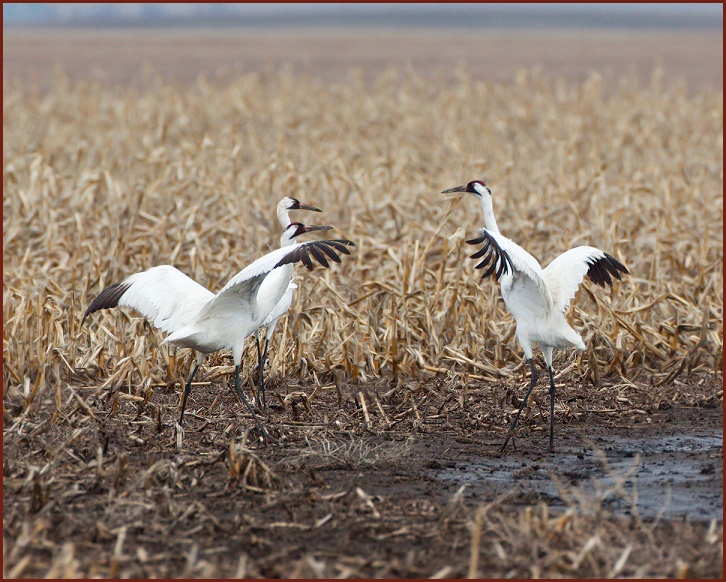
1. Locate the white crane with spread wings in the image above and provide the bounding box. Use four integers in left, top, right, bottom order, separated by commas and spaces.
83, 222, 354, 442
443, 180, 628, 452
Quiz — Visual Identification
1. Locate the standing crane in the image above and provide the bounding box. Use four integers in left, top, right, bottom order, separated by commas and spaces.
442, 180, 628, 452
82, 222, 354, 443
254, 197, 324, 411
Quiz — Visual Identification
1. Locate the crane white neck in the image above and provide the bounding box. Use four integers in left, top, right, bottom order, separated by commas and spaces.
276, 201, 292, 230
478, 192, 500, 234
280, 228, 296, 248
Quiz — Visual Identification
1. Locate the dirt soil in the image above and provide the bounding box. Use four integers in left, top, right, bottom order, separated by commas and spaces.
3, 370, 722, 577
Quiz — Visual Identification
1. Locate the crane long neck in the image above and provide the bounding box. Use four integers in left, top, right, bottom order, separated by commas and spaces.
276, 206, 291, 230
480, 194, 500, 234
279, 230, 296, 248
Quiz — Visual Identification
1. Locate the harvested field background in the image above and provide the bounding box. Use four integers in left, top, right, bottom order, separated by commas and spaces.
3, 29, 724, 578
3, 28, 723, 92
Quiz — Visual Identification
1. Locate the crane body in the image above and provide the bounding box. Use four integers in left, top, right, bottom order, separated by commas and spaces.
443, 180, 628, 452
82, 222, 353, 442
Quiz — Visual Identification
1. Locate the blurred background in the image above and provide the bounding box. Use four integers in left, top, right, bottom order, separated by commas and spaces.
3, 3, 723, 29
3, 3, 723, 92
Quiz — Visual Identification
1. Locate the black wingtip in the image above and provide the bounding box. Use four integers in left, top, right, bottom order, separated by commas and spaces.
332, 239, 355, 247
587, 253, 629, 288
82, 281, 131, 323
474, 246, 494, 270
273, 239, 356, 271
326, 240, 354, 255
604, 253, 630, 275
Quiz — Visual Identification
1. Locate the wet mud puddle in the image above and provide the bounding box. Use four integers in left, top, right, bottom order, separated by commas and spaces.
433, 430, 723, 521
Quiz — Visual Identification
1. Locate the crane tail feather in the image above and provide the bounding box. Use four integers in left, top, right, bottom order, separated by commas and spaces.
474, 245, 494, 270
481, 258, 498, 279
470, 238, 491, 259
469, 230, 511, 282
496, 253, 509, 280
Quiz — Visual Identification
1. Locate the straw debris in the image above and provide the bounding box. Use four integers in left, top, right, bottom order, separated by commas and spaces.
4, 66, 722, 577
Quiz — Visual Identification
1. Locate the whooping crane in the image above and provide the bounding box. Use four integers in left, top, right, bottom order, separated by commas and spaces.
255, 282, 294, 411
254, 197, 324, 411
82, 222, 354, 443
442, 180, 629, 452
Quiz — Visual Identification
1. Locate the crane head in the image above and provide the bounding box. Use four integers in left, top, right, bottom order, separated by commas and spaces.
281, 197, 322, 212
441, 180, 491, 198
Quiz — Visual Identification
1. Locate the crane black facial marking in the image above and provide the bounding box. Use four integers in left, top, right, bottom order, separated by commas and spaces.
288, 221, 305, 238
289, 223, 334, 238
288, 199, 323, 212
467, 180, 489, 195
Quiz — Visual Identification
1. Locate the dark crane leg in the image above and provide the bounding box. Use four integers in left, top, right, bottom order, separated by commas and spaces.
500, 358, 538, 452
548, 366, 556, 453
178, 358, 203, 425
234, 364, 278, 444
255, 335, 269, 412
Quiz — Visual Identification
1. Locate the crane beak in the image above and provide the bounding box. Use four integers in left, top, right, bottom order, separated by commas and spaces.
441, 185, 468, 194
301, 224, 333, 233
299, 202, 323, 212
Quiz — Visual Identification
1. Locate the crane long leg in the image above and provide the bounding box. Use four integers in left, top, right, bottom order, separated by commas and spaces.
234, 364, 278, 444
178, 361, 202, 426
255, 335, 264, 409
255, 335, 269, 413
499, 359, 539, 453
548, 366, 556, 453
260, 339, 270, 412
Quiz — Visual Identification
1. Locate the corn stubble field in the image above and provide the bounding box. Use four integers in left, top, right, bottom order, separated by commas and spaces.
3, 65, 723, 577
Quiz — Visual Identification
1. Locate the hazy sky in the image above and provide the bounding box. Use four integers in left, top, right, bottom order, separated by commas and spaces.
4, 3, 723, 26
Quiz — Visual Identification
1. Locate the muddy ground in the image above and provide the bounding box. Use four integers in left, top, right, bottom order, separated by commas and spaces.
3, 369, 722, 577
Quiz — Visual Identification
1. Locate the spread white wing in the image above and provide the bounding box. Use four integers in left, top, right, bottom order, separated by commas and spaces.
83, 265, 214, 333
543, 246, 629, 313
195, 239, 354, 322
85, 240, 354, 339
